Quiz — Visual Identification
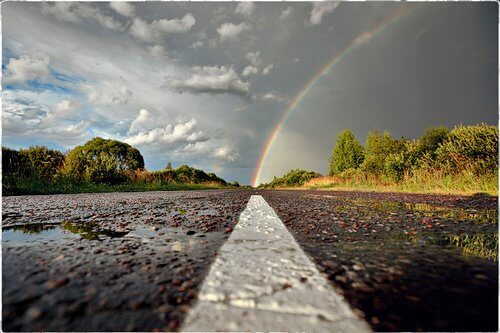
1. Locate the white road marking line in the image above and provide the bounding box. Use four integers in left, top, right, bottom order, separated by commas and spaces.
181, 195, 371, 332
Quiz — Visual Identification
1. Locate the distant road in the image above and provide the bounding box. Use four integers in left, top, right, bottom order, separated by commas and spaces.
2, 189, 498, 331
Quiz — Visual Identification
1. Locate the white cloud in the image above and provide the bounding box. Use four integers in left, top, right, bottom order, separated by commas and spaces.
39, 99, 79, 128
246, 51, 261, 67
129, 109, 151, 134
242, 66, 258, 77
279, 6, 294, 20
213, 146, 239, 162
235, 2, 255, 18
84, 84, 133, 105
39, 120, 88, 142
109, 2, 135, 17
164, 66, 250, 96
126, 118, 205, 146
148, 44, 169, 59
259, 92, 283, 102
217, 22, 251, 41
310, 2, 339, 25
130, 14, 196, 43
262, 64, 274, 76
42, 2, 122, 30
3, 91, 88, 145
53, 99, 78, 115
190, 40, 204, 49
4, 54, 50, 84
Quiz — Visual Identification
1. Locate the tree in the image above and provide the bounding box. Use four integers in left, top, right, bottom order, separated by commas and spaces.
329, 129, 364, 175
19, 146, 65, 181
63, 137, 144, 184
267, 169, 322, 188
416, 126, 449, 162
361, 131, 406, 175
166, 162, 173, 170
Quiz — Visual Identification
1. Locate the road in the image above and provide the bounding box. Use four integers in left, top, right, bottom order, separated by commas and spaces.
2, 189, 498, 331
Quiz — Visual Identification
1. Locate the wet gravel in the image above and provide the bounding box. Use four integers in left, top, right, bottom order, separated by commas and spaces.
2, 190, 251, 331
261, 190, 498, 332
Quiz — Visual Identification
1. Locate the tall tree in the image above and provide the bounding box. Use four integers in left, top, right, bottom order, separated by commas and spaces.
329, 129, 364, 175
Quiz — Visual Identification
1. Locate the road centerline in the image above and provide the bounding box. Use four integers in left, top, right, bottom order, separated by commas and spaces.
181, 195, 371, 332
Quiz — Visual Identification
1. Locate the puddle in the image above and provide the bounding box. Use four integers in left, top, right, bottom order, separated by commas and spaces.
2, 221, 128, 244
417, 233, 498, 261
2, 223, 80, 244
304, 194, 498, 262
60, 221, 129, 240
3, 222, 224, 254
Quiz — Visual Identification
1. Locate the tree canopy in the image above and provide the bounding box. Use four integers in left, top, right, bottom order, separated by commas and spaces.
64, 137, 144, 184
329, 129, 364, 175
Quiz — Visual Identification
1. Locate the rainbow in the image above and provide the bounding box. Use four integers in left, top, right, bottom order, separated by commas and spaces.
251, 6, 417, 187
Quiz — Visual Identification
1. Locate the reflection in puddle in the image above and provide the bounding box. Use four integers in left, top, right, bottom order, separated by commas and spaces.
3, 222, 224, 257
405, 231, 498, 261
3, 221, 129, 243
3, 223, 79, 243
448, 234, 498, 261
307, 194, 498, 262
60, 221, 129, 240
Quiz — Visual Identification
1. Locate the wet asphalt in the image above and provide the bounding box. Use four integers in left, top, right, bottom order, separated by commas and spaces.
262, 190, 498, 332
2, 189, 498, 332
2, 190, 252, 331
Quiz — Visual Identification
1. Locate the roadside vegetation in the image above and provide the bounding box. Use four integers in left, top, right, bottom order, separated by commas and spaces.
262, 123, 498, 195
2, 137, 237, 196
259, 169, 322, 189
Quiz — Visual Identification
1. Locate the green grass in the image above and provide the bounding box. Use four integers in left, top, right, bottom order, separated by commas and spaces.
3, 178, 229, 196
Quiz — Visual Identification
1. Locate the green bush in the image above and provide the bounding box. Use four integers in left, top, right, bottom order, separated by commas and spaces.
436, 124, 498, 174
329, 129, 364, 175
416, 126, 449, 163
360, 131, 406, 175
264, 169, 322, 188
20, 146, 65, 181
63, 137, 144, 184
2, 146, 65, 181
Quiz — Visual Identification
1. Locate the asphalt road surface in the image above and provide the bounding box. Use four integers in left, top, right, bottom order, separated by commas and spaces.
2, 189, 498, 331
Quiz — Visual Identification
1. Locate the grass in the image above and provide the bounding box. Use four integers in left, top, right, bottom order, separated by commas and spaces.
2, 178, 230, 196
304, 170, 498, 196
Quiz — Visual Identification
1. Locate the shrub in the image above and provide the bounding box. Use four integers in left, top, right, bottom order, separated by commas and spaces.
3, 146, 65, 181
265, 169, 322, 188
360, 131, 406, 175
329, 129, 364, 175
417, 126, 449, 158
436, 124, 498, 174
19, 146, 65, 181
63, 137, 144, 184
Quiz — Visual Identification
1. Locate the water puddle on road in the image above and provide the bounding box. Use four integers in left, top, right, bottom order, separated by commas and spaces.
304, 194, 498, 262
3, 222, 223, 253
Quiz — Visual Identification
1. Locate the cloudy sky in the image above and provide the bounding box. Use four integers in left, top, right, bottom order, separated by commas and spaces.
2, 2, 497, 186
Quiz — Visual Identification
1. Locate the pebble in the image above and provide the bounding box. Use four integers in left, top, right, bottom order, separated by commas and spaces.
46, 277, 70, 289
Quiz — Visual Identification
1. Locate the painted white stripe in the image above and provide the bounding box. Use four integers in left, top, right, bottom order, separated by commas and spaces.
181, 195, 371, 332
